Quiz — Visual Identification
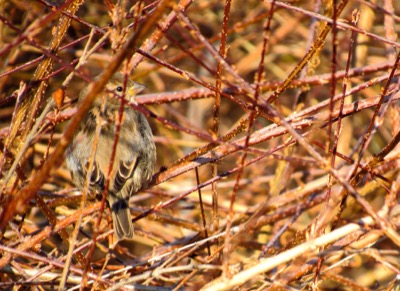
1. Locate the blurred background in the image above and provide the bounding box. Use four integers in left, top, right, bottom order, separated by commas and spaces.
0, 0, 400, 289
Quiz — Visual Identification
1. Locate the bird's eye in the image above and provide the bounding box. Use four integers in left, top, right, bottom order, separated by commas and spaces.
116, 86, 123, 92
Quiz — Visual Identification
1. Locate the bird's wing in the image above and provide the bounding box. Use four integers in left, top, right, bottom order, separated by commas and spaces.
89, 161, 105, 190
113, 157, 139, 193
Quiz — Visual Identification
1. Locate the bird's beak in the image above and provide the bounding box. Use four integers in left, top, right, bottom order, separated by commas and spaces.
128, 82, 146, 96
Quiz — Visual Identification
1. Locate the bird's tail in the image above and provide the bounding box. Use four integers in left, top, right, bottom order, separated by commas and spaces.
110, 198, 134, 240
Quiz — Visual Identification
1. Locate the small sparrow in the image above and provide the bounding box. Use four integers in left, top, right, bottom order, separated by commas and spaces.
66, 73, 156, 240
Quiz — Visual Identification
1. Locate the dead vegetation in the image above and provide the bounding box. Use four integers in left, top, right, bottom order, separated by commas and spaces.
0, 0, 400, 290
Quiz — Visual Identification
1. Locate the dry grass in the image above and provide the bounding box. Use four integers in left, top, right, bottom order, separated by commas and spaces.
1, 0, 400, 290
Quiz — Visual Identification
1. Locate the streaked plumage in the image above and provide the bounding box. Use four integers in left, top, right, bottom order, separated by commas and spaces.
66, 73, 156, 240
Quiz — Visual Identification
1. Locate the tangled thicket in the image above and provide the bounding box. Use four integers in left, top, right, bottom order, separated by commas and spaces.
1, 0, 400, 290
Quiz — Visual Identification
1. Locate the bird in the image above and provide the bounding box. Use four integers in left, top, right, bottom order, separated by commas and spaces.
66, 73, 156, 240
